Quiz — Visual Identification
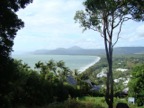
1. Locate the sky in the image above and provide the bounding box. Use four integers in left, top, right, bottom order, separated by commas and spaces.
13, 0, 144, 53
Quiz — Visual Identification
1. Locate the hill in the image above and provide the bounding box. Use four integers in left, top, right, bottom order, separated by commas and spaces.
33, 46, 144, 55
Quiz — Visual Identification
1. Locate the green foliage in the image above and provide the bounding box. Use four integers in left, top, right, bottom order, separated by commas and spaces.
35, 60, 72, 81
2, 56, 143, 108
74, 0, 128, 33
46, 97, 106, 108
0, 59, 33, 108
74, 1, 134, 107
23, 96, 144, 108
81, 55, 144, 97
129, 64, 144, 106
0, 1, 32, 107
125, 0, 144, 21
0, 59, 85, 108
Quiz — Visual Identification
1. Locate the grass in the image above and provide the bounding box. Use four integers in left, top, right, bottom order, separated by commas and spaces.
38, 98, 105, 108
18, 96, 144, 108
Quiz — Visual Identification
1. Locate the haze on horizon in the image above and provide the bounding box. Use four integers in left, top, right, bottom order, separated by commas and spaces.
13, 0, 144, 53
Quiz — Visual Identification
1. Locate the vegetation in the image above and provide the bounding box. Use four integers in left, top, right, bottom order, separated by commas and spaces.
15, 96, 144, 108
1, 51, 144, 108
1, 54, 144, 108
0, 0, 33, 107
129, 64, 144, 106
0, 0, 32, 58
83, 55, 142, 86
0, 58, 101, 108
126, 0, 144, 21
0, 59, 75, 107
0, 0, 144, 108
74, 0, 144, 107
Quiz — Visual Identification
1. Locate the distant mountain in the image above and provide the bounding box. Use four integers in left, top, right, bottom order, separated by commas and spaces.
67, 46, 83, 50
33, 46, 144, 55
114, 47, 144, 55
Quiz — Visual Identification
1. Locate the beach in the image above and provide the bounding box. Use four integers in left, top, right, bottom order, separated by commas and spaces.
78, 57, 101, 73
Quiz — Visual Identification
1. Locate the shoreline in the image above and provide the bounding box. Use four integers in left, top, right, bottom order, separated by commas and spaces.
12, 54, 101, 72
78, 56, 101, 73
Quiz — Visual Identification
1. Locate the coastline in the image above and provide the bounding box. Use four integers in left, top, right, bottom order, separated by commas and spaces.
78, 56, 101, 73
12, 54, 101, 72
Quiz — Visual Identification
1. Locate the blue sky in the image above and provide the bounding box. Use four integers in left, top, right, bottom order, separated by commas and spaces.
13, 0, 144, 53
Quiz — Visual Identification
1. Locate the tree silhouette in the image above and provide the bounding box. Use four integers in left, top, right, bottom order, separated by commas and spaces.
0, 0, 33, 58
0, 1, 33, 107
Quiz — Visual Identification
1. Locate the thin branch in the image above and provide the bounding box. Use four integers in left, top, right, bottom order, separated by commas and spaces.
89, 26, 110, 42
106, 20, 111, 38
112, 19, 123, 47
123, 17, 131, 21
89, 26, 98, 32
112, 16, 131, 47
113, 16, 123, 29
113, 16, 131, 29
110, 14, 115, 40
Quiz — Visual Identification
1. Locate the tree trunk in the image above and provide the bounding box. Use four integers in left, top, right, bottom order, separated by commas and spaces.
109, 41, 114, 108
103, 27, 113, 108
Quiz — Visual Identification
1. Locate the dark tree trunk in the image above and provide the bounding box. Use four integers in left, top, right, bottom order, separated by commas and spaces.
105, 44, 113, 108
103, 21, 114, 108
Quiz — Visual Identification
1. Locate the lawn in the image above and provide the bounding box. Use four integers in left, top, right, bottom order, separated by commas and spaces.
18, 96, 144, 108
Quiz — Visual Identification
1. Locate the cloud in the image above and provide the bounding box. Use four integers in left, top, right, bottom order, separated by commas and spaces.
125, 24, 144, 42
17, 0, 84, 28
111, 20, 144, 45
13, 0, 144, 53
113, 22, 144, 47
75, 39, 103, 49
14, 0, 87, 51
16, 0, 86, 37
136, 25, 144, 37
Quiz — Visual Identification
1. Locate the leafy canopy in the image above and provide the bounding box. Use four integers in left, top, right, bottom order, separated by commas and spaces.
0, 0, 33, 57
129, 64, 144, 106
74, 0, 130, 47
126, 0, 144, 21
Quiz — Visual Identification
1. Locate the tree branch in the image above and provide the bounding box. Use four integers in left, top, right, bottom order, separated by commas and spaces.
112, 16, 131, 47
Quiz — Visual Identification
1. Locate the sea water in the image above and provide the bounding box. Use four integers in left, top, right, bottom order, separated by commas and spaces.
12, 54, 100, 72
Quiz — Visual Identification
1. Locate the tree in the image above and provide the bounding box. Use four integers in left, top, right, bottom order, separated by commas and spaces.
129, 64, 144, 106
126, 0, 144, 21
0, 0, 33, 74
0, 1, 33, 107
74, 0, 130, 108
0, 0, 33, 58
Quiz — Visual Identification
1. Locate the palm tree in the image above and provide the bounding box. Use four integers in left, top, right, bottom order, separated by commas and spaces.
57, 60, 65, 69
47, 59, 57, 75
35, 61, 43, 69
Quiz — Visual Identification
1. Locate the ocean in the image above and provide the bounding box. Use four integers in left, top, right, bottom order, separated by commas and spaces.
12, 54, 100, 72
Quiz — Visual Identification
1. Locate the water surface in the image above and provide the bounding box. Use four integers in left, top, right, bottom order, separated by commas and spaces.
12, 54, 100, 71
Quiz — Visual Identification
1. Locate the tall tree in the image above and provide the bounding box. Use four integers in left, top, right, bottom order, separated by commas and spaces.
0, 1, 33, 107
74, 0, 130, 108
